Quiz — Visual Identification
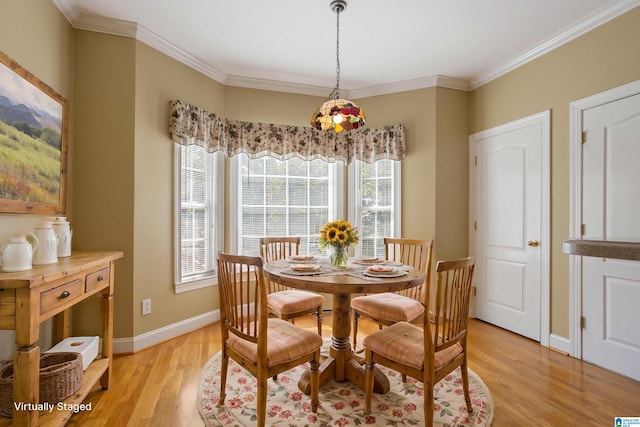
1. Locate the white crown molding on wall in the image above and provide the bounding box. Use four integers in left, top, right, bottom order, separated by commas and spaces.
225, 75, 334, 97
135, 25, 228, 84
52, 0, 78, 22
348, 75, 472, 99
54, 0, 639, 96
471, 0, 640, 90
73, 12, 137, 38
226, 74, 471, 98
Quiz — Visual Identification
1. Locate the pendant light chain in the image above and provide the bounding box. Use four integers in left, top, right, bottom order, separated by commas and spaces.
333, 8, 341, 99
311, 0, 365, 132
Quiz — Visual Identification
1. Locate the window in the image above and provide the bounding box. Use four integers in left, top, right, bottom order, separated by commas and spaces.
174, 144, 224, 292
231, 154, 343, 256
349, 159, 401, 258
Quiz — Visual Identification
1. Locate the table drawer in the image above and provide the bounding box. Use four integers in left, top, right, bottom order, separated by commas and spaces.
40, 279, 83, 315
86, 267, 110, 293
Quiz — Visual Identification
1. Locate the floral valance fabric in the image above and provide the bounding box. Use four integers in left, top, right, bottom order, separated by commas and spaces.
169, 100, 405, 164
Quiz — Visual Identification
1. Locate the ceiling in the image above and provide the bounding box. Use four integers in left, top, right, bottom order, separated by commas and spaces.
54, 0, 638, 98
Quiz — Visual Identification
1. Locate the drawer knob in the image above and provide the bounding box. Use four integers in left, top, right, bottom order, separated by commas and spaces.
97, 275, 104, 281
60, 290, 71, 298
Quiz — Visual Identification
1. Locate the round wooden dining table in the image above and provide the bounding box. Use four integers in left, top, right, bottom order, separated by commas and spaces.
263, 258, 424, 395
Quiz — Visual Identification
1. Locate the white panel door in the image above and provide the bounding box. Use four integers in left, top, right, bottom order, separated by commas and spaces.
581, 93, 640, 381
470, 111, 549, 342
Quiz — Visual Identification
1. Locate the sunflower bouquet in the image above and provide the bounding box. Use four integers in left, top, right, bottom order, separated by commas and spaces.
319, 220, 358, 268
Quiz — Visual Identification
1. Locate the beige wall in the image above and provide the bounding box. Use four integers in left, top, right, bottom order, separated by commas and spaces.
435, 88, 470, 262
71, 30, 136, 339
469, 7, 640, 337
361, 87, 470, 265
132, 42, 225, 336
359, 89, 438, 244
224, 87, 323, 126
0, 0, 74, 360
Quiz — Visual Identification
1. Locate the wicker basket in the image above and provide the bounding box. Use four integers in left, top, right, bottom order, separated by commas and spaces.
0, 352, 83, 418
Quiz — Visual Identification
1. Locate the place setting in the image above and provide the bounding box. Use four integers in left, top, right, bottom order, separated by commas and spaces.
281, 263, 331, 276
286, 254, 319, 263
361, 264, 409, 278
351, 256, 384, 266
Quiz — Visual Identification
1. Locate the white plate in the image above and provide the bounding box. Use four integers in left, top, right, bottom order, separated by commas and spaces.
287, 255, 317, 263
281, 267, 326, 276
363, 269, 408, 278
352, 258, 383, 265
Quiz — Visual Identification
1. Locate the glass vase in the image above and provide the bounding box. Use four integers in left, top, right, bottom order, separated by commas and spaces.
328, 246, 348, 269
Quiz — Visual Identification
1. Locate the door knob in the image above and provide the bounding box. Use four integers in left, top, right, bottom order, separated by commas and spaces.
527, 240, 539, 247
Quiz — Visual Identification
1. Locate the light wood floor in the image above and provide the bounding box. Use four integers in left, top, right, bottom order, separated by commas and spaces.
66, 315, 640, 427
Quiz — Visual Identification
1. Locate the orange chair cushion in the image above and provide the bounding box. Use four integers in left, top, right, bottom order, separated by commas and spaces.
351, 292, 424, 323
227, 318, 323, 367
362, 321, 463, 371
268, 290, 324, 315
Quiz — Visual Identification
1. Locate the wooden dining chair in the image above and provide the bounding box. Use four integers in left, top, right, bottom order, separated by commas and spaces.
260, 237, 325, 335
216, 253, 323, 427
362, 257, 476, 424
351, 238, 433, 350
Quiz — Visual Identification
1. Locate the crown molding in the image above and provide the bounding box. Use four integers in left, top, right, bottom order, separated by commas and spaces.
434, 75, 473, 91
348, 75, 471, 99
52, 0, 79, 22
73, 12, 138, 38
54, 0, 137, 37
54, 0, 640, 96
225, 74, 470, 98
225, 75, 331, 97
470, 0, 640, 90
135, 25, 228, 84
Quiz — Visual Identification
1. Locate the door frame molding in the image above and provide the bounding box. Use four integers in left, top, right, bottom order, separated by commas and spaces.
568, 79, 640, 359
469, 110, 551, 347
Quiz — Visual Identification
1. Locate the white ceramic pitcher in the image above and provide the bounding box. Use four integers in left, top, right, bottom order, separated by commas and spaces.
51, 216, 72, 257
32, 223, 58, 265
0, 234, 39, 272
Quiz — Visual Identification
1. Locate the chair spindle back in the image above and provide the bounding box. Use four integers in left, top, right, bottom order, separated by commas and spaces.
260, 237, 300, 293
427, 257, 475, 353
217, 253, 267, 345
384, 238, 433, 300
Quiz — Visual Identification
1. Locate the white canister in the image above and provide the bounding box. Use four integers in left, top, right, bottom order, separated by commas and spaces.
32, 223, 58, 265
51, 216, 72, 257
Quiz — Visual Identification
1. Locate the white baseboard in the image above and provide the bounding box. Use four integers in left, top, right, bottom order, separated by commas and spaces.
113, 309, 220, 354
549, 333, 570, 355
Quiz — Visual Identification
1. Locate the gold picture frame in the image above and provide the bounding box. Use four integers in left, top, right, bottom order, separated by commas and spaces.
0, 50, 68, 214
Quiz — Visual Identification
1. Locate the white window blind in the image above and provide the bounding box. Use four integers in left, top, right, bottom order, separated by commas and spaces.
232, 154, 341, 256
349, 159, 401, 258
174, 144, 223, 292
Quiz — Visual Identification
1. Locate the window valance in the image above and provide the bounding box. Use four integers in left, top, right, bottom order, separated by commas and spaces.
169, 99, 405, 164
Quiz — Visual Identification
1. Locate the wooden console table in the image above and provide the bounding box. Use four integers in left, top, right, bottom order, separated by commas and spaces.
0, 251, 123, 427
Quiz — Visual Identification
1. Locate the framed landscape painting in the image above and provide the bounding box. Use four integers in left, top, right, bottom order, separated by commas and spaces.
0, 50, 68, 214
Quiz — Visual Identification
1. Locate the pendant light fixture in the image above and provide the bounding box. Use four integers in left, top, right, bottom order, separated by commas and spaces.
311, 0, 365, 133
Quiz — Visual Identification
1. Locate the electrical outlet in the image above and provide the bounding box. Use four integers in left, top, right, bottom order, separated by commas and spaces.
142, 299, 152, 315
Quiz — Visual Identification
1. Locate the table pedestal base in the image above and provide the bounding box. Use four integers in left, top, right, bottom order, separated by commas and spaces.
298, 343, 390, 395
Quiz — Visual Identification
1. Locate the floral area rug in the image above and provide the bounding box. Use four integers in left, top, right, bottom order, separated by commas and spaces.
198, 351, 494, 426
